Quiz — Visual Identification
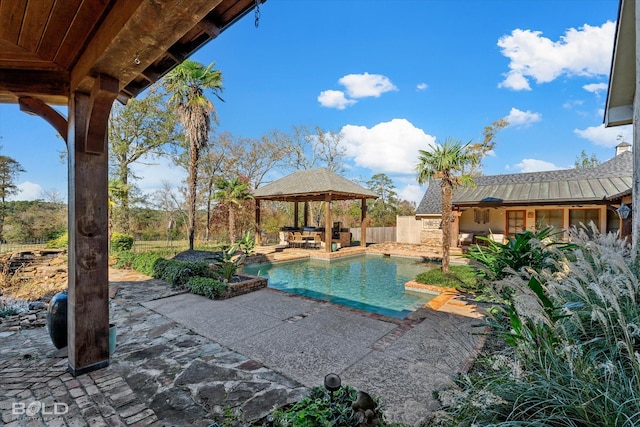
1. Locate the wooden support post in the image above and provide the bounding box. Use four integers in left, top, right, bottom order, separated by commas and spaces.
294, 202, 299, 229
67, 86, 114, 376
325, 195, 332, 253
303, 202, 309, 227
633, 0, 640, 253
360, 198, 367, 247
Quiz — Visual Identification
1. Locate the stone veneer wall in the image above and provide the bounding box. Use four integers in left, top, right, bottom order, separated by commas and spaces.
218, 274, 267, 299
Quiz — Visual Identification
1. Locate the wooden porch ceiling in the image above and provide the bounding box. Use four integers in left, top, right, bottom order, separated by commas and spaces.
0, 0, 262, 105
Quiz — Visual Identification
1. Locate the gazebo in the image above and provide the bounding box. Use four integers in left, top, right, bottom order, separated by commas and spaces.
0, 0, 262, 375
252, 168, 379, 252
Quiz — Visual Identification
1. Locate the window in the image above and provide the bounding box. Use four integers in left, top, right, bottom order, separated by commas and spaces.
569, 209, 600, 233
535, 209, 563, 230
506, 210, 525, 235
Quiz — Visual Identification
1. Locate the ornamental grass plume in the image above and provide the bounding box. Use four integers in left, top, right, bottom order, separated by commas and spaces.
432, 226, 640, 426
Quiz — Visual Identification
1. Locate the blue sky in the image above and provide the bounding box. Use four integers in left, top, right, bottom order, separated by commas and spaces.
0, 0, 628, 205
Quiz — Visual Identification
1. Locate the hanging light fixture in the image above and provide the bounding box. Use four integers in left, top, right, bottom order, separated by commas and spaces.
617, 203, 631, 219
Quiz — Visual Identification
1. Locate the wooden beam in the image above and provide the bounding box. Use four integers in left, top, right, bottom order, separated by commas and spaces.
0, 70, 69, 100
198, 17, 222, 38
19, 97, 68, 142
67, 91, 110, 376
84, 74, 119, 154
69, 0, 145, 92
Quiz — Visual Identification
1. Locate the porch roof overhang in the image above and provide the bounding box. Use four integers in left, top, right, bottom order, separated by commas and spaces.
253, 168, 379, 202
0, 0, 262, 106
604, 0, 634, 127
451, 176, 633, 208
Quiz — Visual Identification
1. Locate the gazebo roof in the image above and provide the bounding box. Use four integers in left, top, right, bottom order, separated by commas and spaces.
253, 168, 379, 202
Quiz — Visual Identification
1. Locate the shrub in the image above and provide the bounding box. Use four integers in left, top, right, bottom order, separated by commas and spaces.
465, 226, 573, 283
435, 229, 640, 425
110, 232, 134, 252
46, 231, 68, 248
112, 250, 173, 276
186, 276, 227, 299
152, 259, 217, 288
263, 386, 404, 427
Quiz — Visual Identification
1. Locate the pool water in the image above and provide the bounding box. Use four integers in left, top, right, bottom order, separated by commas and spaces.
242, 255, 439, 319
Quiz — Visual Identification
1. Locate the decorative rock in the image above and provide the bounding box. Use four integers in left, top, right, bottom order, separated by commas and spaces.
28, 301, 46, 310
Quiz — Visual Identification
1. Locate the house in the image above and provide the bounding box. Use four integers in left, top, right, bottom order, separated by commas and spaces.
604, 0, 638, 248
412, 145, 633, 248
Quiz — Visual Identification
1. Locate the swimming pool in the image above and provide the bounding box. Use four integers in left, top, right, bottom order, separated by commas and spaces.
242, 255, 438, 319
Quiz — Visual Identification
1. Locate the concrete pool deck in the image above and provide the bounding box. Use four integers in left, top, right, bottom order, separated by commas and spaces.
1, 244, 486, 426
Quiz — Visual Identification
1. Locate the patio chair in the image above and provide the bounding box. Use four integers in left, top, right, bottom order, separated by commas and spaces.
310, 232, 323, 249
489, 233, 505, 244
291, 232, 305, 248
458, 232, 474, 247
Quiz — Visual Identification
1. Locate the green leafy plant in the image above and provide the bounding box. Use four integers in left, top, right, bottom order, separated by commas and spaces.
112, 250, 174, 276
186, 276, 228, 299
435, 230, 640, 425
465, 226, 573, 283
111, 232, 134, 252
46, 231, 68, 248
211, 244, 244, 282
152, 259, 216, 288
237, 230, 256, 256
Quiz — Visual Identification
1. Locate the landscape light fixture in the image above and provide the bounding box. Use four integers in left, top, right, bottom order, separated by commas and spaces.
617, 203, 631, 220
324, 373, 341, 401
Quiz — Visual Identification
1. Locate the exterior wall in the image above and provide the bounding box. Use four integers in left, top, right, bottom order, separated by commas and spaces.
396, 216, 423, 243
458, 204, 611, 240
419, 216, 443, 246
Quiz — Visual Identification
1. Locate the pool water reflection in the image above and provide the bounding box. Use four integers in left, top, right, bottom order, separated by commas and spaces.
242, 255, 439, 319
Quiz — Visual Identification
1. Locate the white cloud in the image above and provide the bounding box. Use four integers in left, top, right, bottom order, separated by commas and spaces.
505, 107, 542, 127
130, 155, 187, 194
515, 159, 563, 173
338, 73, 398, 98
317, 90, 357, 109
574, 124, 632, 148
398, 183, 425, 205
340, 118, 436, 174
583, 82, 608, 94
318, 73, 397, 109
416, 82, 428, 91
498, 21, 615, 90
10, 181, 43, 201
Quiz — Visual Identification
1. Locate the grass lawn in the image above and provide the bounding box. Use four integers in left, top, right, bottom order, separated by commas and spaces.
414, 264, 478, 291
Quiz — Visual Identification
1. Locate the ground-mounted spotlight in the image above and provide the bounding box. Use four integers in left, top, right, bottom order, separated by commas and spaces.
324, 373, 341, 401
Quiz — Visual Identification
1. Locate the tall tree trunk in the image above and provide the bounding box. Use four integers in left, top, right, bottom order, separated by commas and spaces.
188, 144, 199, 251
229, 205, 236, 245
441, 179, 452, 274
205, 177, 213, 242
119, 171, 130, 233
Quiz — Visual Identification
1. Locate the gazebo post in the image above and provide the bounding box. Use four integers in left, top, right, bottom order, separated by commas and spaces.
325, 194, 332, 252
294, 202, 299, 229
361, 198, 367, 247
303, 202, 309, 227
255, 199, 261, 245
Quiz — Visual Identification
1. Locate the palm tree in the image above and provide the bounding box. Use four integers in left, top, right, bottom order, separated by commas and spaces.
213, 176, 254, 244
164, 60, 223, 250
416, 138, 478, 273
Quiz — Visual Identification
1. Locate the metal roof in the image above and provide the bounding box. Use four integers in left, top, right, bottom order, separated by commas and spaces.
253, 168, 378, 202
416, 151, 633, 215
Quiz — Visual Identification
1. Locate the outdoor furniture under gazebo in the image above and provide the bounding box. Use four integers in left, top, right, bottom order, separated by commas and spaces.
253, 168, 378, 253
